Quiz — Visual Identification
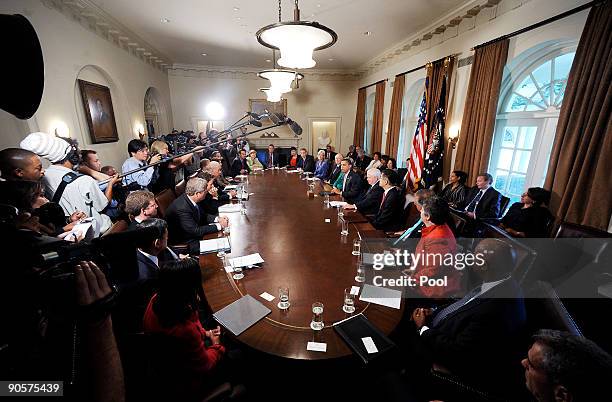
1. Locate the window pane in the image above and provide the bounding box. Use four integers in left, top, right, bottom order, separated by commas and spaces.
498, 148, 514, 170
512, 150, 531, 173
508, 173, 526, 195
495, 170, 508, 191
516, 76, 538, 98
554, 52, 575, 81
507, 94, 528, 112
502, 126, 517, 147
553, 80, 566, 106
532, 60, 552, 89
517, 127, 537, 149
526, 93, 546, 111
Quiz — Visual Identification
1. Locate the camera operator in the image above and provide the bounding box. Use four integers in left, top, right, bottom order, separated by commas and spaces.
80, 149, 123, 220
20, 132, 116, 236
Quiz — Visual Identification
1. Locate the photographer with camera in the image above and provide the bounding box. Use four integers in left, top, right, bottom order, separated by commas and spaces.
20, 132, 116, 236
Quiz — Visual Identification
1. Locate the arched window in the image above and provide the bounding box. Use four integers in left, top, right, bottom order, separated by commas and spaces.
364, 92, 376, 153
397, 78, 425, 167
489, 42, 576, 204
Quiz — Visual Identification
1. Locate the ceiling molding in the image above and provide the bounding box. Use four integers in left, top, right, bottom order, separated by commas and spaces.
41, 0, 172, 73
169, 64, 361, 82
357, 0, 521, 75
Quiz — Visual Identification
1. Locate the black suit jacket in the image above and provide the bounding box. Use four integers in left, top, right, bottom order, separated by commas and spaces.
297, 155, 315, 173
262, 151, 279, 168
325, 150, 336, 161
461, 186, 502, 219
371, 187, 403, 231
230, 157, 250, 177
165, 194, 219, 247
354, 155, 372, 171
327, 163, 341, 183
340, 170, 363, 204
355, 182, 384, 215
419, 279, 526, 391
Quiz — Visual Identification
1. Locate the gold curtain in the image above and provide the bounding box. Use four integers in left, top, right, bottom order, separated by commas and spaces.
371, 81, 386, 152
544, 2, 612, 230
454, 39, 509, 186
352, 88, 367, 148
385, 74, 405, 158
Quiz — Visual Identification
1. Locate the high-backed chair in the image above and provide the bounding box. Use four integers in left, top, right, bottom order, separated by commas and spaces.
155, 188, 176, 219
554, 221, 612, 239
101, 219, 128, 237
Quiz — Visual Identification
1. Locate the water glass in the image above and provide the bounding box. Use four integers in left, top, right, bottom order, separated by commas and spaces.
352, 238, 361, 256
324, 194, 330, 207
343, 288, 356, 314
240, 199, 247, 215
337, 205, 344, 218
223, 225, 231, 236
232, 265, 244, 280
310, 302, 324, 330
278, 287, 290, 310
355, 263, 366, 283
340, 217, 349, 235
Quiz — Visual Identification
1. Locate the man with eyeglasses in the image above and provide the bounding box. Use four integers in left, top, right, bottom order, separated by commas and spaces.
122, 139, 163, 190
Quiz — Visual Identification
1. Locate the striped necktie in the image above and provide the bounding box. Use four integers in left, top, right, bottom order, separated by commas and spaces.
432, 285, 482, 327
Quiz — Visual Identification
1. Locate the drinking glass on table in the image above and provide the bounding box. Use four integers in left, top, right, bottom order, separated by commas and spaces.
352, 238, 361, 256
310, 302, 324, 330
278, 287, 290, 310
232, 264, 244, 280
324, 194, 330, 208
337, 205, 344, 218
340, 217, 349, 236
343, 288, 356, 314
355, 263, 366, 283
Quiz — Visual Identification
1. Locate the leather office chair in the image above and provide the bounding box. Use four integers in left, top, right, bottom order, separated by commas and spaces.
101, 219, 128, 237
154, 188, 176, 219
554, 221, 612, 239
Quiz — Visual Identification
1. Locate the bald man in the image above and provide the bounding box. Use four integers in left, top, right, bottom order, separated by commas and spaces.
0, 148, 45, 181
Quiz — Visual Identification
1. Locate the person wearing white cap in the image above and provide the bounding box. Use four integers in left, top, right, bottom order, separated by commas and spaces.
20, 132, 117, 236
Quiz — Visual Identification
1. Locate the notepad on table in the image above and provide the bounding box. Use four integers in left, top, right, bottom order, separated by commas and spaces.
229, 253, 264, 268
359, 284, 402, 309
199, 237, 231, 254
218, 203, 242, 213
329, 201, 348, 208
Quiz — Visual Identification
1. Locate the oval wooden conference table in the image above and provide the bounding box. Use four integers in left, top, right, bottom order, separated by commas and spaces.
200, 169, 404, 360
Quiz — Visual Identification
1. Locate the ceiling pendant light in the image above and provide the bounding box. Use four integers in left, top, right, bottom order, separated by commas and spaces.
258, 50, 304, 95
256, 0, 337, 69
260, 88, 282, 102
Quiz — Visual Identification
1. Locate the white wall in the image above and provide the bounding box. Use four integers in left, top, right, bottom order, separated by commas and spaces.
168, 71, 358, 155
0, 0, 173, 169
357, 0, 589, 169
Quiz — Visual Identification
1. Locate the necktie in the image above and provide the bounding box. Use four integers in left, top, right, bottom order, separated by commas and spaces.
380, 190, 388, 208
465, 190, 484, 213
193, 204, 201, 223
268, 154, 273, 167
432, 285, 482, 327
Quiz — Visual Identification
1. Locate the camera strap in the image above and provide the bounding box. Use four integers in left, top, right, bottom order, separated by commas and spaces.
51, 172, 81, 204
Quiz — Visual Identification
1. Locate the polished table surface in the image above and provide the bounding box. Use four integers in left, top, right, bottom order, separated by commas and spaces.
200, 169, 404, 360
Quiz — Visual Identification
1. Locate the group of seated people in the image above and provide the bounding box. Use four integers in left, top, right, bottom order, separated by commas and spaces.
1, 133, 610, 402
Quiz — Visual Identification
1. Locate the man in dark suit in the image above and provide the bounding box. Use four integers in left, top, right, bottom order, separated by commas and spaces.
344, 168, 383, 216
324, 145, 336, 162
134, 218, 178, 285
262, 144, 279, 169
230, 149, 250, 177
296, 148, 315, 173
331, 158, 362, 203
460, 172, 502, 219
408, 238, 526, 396
326, 153, 343, 183
165, 178, 228, 251
125, 190, 157, 229
370, 169, 404, 231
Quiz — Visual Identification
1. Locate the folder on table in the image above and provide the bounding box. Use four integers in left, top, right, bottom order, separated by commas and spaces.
332, 313, 396, 364
213, 294, 271, 336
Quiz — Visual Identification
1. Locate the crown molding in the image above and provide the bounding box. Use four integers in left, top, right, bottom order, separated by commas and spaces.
168, 63, 361, 81
357, 0, 527, 75
41, 0, 172, 73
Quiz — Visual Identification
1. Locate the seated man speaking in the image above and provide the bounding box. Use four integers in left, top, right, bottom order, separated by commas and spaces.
331, 158, 362, 204
165, 177, 229, 252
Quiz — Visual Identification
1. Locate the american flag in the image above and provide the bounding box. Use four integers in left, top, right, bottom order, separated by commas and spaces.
408, 78, 428, 190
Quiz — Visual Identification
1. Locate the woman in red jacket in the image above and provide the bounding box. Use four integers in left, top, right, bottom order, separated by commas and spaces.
143, 258, 225, 400
409, 196, 463, 299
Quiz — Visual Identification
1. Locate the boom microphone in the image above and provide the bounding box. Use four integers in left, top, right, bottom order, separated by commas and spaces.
286, 118, 303, 136
250, 119, 263, 127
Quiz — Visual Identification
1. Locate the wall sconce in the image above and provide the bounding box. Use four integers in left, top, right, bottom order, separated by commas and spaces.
134, 123, 145, 140
449, 124, 460, 149
50, 121, 69, 138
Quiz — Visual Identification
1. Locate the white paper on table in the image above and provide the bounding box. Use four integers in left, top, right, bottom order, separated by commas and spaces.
224, 266, 234, 273
223, 185, 238, 191
350, 286, 360, 296
286, 170, 300, 174
359, 284, 402, 309
329, 201, 348, 208
218, 203, 242, 213
58, 219, 94, 242
362, 337, 379, 354
259, 292, 275, 302
229, 253, 265, 268
199, 237, 230, 254
307, 342, 327, 352
324, 219, 331, 223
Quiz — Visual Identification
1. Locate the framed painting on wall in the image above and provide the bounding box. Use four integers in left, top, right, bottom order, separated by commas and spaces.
249, 98, 287, 121
78, 79, 119, 143
308, 117, 341, 153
